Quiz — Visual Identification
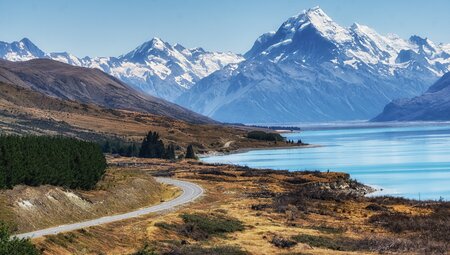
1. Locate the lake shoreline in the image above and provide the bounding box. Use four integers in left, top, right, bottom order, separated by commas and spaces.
200, 143, 379, 198
201, 124, 450, 200
199, 143, 321, 158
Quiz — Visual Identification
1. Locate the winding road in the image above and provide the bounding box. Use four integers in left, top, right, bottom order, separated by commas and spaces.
14, 178, 203, 239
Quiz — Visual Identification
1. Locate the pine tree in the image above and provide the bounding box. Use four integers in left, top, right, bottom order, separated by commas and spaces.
102, 141, 111, 153
165, 144, 176, 160
0, 221, 40, 254
139, 131, 166, 158
185, 144, 197, 159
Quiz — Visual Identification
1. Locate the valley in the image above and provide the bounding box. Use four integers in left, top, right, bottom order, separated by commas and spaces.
1, 2, 450, 255
3, 7, 450, 123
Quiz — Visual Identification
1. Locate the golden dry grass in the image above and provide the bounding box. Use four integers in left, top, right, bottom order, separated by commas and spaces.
29, 158, 447, 255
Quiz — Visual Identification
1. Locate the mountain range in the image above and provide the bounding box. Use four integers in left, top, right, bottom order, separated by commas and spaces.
373, 72, 450, 121
2, 7, 450, 123
177, 7, 450, 123
0, 37, 243, 101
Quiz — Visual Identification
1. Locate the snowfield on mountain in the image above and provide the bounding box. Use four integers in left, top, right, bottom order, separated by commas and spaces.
0, 37, 243, 101
177, 7, 450, 123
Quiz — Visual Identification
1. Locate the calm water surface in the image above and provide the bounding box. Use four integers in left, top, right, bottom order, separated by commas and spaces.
202, 124, 450, 200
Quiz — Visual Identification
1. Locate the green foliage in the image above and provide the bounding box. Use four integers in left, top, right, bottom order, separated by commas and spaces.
0, 222, 40, 255
165, 144, 176, 160
180, 213, 244, 238
291, 234, 348, 251
0, 135, 106, 190
138, 131, 178, 160
185, 144, 197, 160
246, 131, 284, 142
132, 243, 158, 255
101, 140, 139, 157
166, 245, 248, 255
309, 225, 345, 235
130, 243, 248, 255
139, 132, 166, 158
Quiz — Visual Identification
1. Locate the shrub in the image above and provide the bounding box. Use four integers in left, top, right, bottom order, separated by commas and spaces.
164, 245, 248, 255
0, 222, 40, 255
291, 234, 353, 251
368, 205, 450, 243
309, 225, 345, 235
270, 236, 297, 248
180, 213, 244, 240
246, 131, 284, 142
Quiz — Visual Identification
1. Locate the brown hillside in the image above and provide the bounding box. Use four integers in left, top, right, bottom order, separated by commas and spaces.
0, 59, 213, 124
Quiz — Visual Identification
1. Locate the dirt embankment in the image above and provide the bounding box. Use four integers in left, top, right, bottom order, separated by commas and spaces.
0, 167, 179, 233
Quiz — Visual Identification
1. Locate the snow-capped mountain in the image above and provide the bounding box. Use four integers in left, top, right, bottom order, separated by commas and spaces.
0, 38, 243, 100
177, 7, 450, 123
0, 38, 45, 61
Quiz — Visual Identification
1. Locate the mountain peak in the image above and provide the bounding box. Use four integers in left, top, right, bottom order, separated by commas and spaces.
19, 37, 33, 44
148, 37, 167, 50
120, 37, 171, 62
304, 6, 329, 20
17, 37, 39, 49
281, 7, 351, 44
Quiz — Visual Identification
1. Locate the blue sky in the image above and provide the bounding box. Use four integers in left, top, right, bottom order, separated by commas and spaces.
1, 0, 449, 57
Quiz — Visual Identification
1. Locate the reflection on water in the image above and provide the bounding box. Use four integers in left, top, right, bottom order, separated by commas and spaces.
203, 125, 450, 200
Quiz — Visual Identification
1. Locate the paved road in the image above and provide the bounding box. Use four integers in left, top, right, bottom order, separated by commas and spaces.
14, 178, 203, 239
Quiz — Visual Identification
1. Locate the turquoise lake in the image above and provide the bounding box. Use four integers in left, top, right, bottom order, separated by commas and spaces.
202, 124, 450, 200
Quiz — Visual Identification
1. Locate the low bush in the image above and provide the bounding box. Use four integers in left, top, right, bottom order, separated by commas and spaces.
270, 235, 297, 248
180, 213, 244, 240
246, 131, 284, 142
164, 245, 248, 255
368, 204, 450, 243
309, 225, 345, 235
291, 234, 353, 251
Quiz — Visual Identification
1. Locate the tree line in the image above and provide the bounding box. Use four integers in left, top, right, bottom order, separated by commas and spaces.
0, 136, 106, 190
101, 131, 197, 160
246, 131, 285, 142
101, 140, 139, 157
138, 131, 197, 160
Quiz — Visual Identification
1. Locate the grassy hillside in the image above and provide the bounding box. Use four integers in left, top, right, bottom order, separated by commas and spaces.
0, 81, 302, 155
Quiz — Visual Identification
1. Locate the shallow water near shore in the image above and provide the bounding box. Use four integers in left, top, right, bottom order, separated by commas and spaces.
202, 123, 450, 200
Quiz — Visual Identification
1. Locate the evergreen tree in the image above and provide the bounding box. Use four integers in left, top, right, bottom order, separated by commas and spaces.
139, 131, 166, 158
0, 135, 106, 190
102, 141, 111, 153
165, 144, 176, 160
185, 144, 197, 159
0, 222, 40, 254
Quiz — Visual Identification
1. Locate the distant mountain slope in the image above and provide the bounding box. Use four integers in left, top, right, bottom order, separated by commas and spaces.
0, 59, 213, 123
0, 38, 243, 101
373, 72, 450, 121
177, 7, 450, 123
